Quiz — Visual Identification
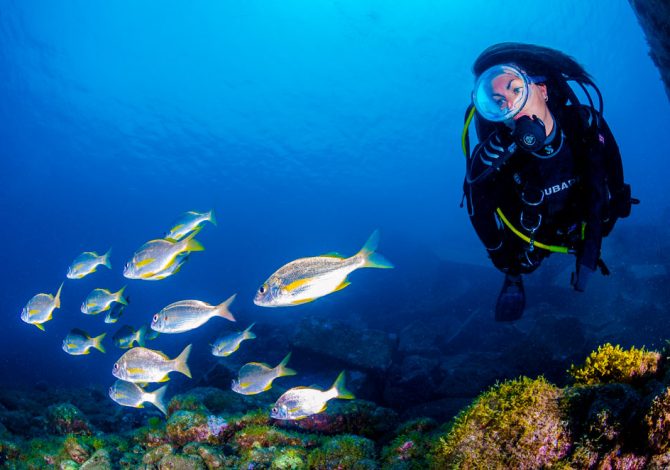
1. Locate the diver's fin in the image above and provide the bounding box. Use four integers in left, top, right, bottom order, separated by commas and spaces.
495, 274, 526, 322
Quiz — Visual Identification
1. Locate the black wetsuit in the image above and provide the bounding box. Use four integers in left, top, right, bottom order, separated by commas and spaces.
464, 105, 622, 275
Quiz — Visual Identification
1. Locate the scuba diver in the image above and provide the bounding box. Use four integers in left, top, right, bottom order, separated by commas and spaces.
462, 43, 638, 321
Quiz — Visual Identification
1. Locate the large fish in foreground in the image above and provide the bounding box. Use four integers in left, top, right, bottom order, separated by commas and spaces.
254, 230, 393, 307
270, 371, 354, 420
109, 380, 168, 415
113, 345, 192, 383
151, 294, 236, 334
20, 283, 64, 331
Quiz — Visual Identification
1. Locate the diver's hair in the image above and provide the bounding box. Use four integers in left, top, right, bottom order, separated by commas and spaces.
473, 42, 593, 109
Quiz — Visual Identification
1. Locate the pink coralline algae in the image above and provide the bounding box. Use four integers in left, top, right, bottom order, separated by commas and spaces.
207, 415, 228, 437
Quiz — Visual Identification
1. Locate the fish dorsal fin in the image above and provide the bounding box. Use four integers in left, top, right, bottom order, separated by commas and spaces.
321, 252, 345, 258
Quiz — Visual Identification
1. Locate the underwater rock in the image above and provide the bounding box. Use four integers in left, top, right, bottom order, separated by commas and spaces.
431, 376, 571, 468
80, 448, 112, 469
291, 317, 395, 372
397, 321, 441, 355
63, 434, 92, 464
158, 453, 206, 469
274, 399, 398, 439
307, 434, 377, 469
183, 443, 231, 469
143, 443, 174, 465
47, 402, 93, 436
166, 410, 227, 447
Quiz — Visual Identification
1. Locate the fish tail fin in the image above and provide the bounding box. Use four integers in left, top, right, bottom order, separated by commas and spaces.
102, 248, 113, 269
137, 325, 147, 347
277, 352, 297, 377
207, 209, 217, 226
357, 230, 394, 269
244, 322, 257, 339
330, 371, 355, 400
54, 282, 64, 309
174, 344, 192, 378
215, 294, 236, 321
185, 237, 205, 253
116, 286, 129, 305
149, 385, 168, 415
92, 332, 106, 353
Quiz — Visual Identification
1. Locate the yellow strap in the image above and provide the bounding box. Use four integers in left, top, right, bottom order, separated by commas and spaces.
462, 106, 476, 158
495, 208, 571, 254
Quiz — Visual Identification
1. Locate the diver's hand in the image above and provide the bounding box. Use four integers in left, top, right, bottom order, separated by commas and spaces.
571, 263, 595, 292
479, 130, 516, 169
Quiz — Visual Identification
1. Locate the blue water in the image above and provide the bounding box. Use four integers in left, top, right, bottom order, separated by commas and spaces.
1, 0, 669, 397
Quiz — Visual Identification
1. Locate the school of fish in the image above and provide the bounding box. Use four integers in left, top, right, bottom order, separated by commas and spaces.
19, 209, 393, 419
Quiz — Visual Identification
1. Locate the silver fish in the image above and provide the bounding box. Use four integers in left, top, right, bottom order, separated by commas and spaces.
113, 345, 192, 383
270, 371, 354, 420
81, 286, 128, 315
20, 283, 63, 331
140, 252, 189, 281
62, 329, 106, 355
164, 210, 216, 241
67, 249, 112, 279
109, 380, 168, 415
254, 230, 393, 307
151, 294, 236, 334
212, 323, 256, 357
231, 352, 296, 395
123, 230, 204, 280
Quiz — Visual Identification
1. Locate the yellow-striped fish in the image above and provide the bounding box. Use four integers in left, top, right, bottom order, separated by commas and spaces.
254, 230, 393, 307
164, 210, 216, 241
112, 345, 192, 383
231, 352, 296, 395
20, 283, 63, 331
270, 371, 354, 420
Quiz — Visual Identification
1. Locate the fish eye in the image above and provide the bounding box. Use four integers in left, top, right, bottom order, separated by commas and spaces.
152, 314, 159, 323
259, 285, 266, 294
271, 406, 277, 414
109, 387, 113, 394
113, 363, 119, 370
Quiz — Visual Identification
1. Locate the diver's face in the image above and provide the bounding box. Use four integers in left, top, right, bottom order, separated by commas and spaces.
491, 74, 548, 124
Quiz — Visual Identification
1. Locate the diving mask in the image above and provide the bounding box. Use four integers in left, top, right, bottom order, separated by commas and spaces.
472, 64, 545, 122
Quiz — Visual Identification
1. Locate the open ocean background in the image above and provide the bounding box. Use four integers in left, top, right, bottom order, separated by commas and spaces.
1, 0, 669, 405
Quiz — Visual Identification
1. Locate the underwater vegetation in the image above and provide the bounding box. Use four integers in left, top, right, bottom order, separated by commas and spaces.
6, 342, 670, 468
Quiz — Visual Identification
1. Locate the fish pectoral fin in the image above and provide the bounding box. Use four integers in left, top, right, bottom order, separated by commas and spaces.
334, 279, 351, 292
28, 309, 39, 315
135, 258, 156, 268
290, 298, 316, 305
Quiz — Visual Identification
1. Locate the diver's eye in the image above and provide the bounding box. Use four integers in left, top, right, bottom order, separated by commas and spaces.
259, 285, 266, 294
152, 314, 159, 323
113, 363, 119, 370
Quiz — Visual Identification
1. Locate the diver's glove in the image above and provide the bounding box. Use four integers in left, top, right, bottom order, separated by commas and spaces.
479, 130, 516, 170
571, 263, 595, 292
